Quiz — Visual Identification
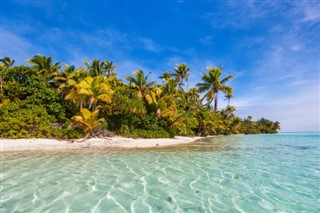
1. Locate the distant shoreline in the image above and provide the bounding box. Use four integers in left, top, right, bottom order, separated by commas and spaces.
0, 136, 204, 152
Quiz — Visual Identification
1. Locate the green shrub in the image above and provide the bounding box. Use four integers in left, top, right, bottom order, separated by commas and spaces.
58, 128, 83, 139
0, 100, 57, 138
171, 112, 198, 136
3, 66, 67, 121
122, 128, 174, 138
0, 100, 83, 139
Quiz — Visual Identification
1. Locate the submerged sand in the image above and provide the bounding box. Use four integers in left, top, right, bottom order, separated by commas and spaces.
0, 136, 203, 152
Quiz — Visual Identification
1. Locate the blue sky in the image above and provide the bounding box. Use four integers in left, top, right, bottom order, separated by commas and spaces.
1, 0, 319, 132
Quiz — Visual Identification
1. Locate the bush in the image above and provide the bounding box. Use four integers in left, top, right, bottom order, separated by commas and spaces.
122, 128, 174, 139
3, 66, 67, 121
171, 112, 198, 136
0, 100, 57, 138
0, 100, 83, 139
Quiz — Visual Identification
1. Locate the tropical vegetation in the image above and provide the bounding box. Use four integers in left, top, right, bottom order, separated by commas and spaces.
0, 55, 280, 139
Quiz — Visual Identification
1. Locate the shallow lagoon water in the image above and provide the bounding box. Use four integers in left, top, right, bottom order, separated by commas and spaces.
1, 134, 319, 212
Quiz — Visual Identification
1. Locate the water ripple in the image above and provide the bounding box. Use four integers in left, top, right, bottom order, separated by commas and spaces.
1, 134, 319, 212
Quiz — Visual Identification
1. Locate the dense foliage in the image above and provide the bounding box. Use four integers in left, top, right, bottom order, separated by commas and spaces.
0, 55, 280, 139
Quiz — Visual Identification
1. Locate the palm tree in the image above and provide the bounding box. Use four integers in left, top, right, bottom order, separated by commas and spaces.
84, 59, 107, 77
162, 78, 178, 95
196, 66, 234, 111
26, 54, 60, 79
186, 88, 201, 108
225, 105, 236, 117
0, 57, 15, 92
273, 121, 281, 132
62, 64, 76, 73
145, 87, 177, 118
225, 92, 233, 107
158, 71, 172, 82
73, 76, 113, 110
172, 63, 190, 88
104, 60, 117, 76
0, 57, 15, 67
125, 70, 156, 99
70, 107, 105, 139
57, 67, 88, 99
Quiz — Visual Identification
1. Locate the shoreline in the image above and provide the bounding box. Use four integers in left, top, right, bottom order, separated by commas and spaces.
0, 136, 204, 152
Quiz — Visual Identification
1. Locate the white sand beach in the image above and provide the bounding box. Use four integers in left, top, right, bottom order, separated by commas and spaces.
0, 136, 203, 152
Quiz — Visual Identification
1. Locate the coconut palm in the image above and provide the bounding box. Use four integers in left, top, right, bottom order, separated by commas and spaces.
84, 59, 107, 77
0, 57, 15, 92
0, 57, 15, 67
158, 71, 172, 82
145, 87, 177, 118
196, 66, 234, 111
70, 107, 105, 139
26, 54, 61, 79
162, 78, 178, 95
172, 63, 190, 88
186, 88, 201, 108
225, 92, 233, 107
57, 67, 88, 98
106, 75, 124, 91
125, 70, 156, 99
51, 64, 76, 88
273, 121, 281, 131
104, 60, 117, 77
73, 76, 113, 110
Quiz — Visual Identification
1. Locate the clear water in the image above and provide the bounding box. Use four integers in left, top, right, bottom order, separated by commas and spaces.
1, 134, 319, 212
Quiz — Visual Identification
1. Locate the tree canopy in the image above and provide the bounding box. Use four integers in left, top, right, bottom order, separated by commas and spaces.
0, 56, 280, 139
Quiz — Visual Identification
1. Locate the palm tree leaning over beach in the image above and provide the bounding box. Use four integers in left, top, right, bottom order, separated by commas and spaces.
196, 66, 234, 111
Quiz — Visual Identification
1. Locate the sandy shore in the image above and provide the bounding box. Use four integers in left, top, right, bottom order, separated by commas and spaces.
0, 136, 203, 152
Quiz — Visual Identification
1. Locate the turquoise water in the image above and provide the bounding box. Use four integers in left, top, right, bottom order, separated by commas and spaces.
1, 134, 319, 212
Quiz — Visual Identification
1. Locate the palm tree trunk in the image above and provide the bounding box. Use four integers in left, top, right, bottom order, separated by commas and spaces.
89, 98, 94, 110
228, 98, 230, 107
214, 93, 218, 111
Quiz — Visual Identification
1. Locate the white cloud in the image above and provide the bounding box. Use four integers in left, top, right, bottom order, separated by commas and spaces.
1, 29, 34, 64
138, 38, 161, 52
290, 44, 303, 51
300, 1, 320, 22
